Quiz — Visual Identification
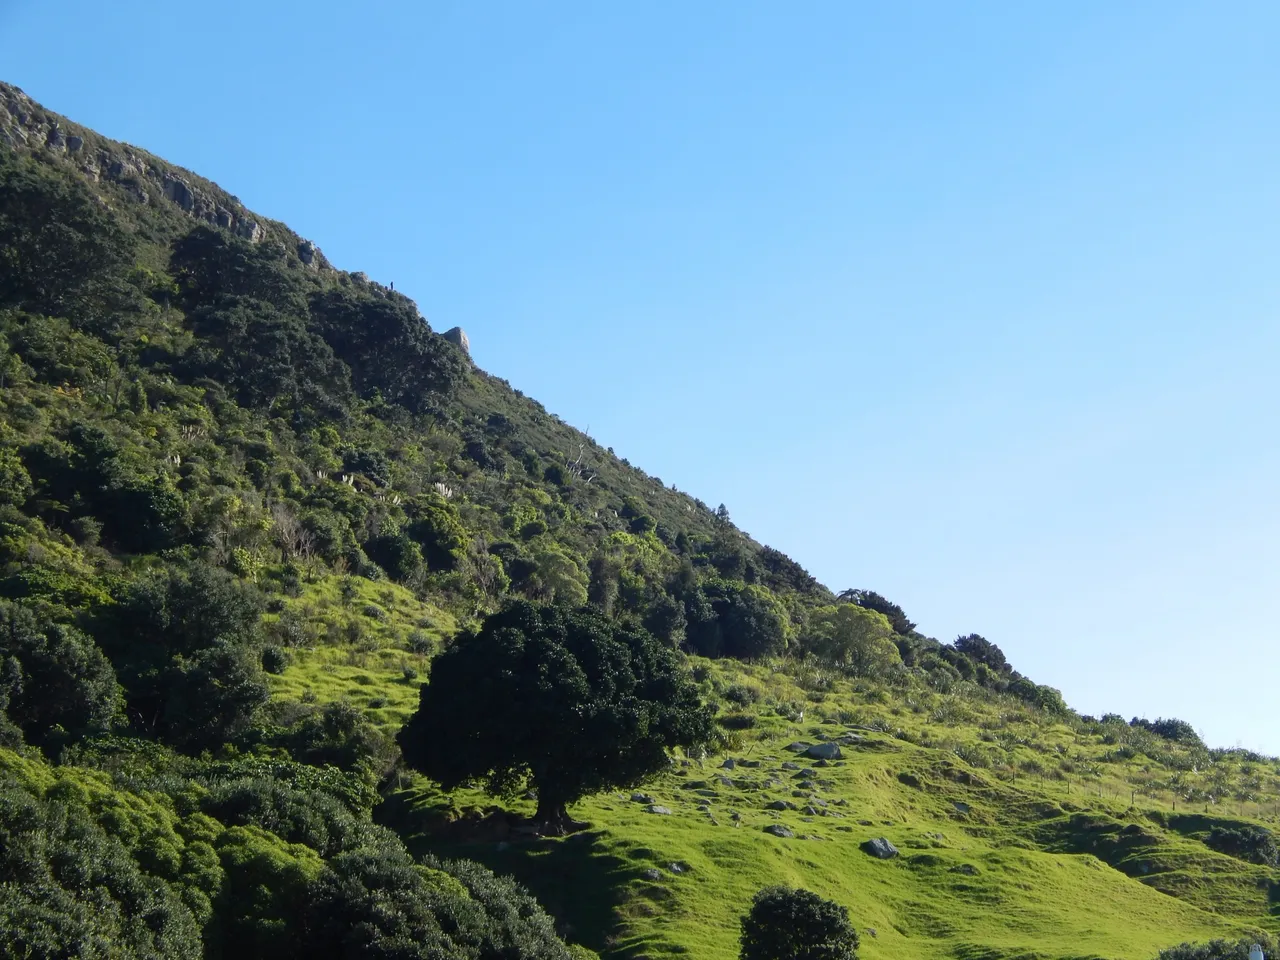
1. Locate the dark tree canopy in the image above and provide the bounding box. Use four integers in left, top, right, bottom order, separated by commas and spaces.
0, 600, 121, 745
308, 288, 467, 412
740, 886, 859, 960
951, 633, 1011, 674
397, 601, 713, 832
684, 579, 788, 660
0, 152, 136, 319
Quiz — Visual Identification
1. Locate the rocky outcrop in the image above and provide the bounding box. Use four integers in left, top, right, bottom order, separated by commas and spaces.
443, 327, 471, 355
0, 81, 317, 261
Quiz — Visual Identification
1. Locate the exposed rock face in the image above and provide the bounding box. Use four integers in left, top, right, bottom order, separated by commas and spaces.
0, 81, 279, 250
443, 327, 470, 355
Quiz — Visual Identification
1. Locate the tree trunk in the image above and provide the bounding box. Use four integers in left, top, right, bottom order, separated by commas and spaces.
533, 794, 588, 836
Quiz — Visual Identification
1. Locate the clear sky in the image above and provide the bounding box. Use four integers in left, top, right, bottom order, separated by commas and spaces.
4, 1, 1278, 751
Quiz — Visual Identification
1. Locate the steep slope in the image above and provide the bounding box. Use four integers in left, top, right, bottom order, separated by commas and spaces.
2, 79, 1280, 960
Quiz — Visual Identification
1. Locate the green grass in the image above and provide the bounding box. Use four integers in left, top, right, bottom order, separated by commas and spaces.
363, 656, 1280, 960
264, 589, 1280, 960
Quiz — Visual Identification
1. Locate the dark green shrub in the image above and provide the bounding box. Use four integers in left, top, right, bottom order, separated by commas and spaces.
0, 600, 121, 745
262, 645, 289, 675
740, 886, 859, 960
1204, 826, 1279, 867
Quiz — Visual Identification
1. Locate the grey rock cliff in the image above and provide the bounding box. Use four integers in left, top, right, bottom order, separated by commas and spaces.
442, 327, 471, 355
0, 81, 312, 262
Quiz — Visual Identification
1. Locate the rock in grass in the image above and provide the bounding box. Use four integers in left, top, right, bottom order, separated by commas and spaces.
950, 863, 979, 875
805, 742, 843, 761
765, 799, 794, 811
720, 758, 736, 769
631, 792, 653, 803
861, 837, 899, 859
781, 761, 801, 771
646, 804, 672, 815
785, 742, 811, 753
764, 824, 794, 838
641, 868, 663, 881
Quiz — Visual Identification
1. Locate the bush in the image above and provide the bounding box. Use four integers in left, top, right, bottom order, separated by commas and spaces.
1131, 717, 1203, 747
724, 683, 762, 706
0, 600, 121, 745
1204, 826, 1279, 867
262, 645, 289, 675
740, 886, 859, 960
1157, 938, 1280, 960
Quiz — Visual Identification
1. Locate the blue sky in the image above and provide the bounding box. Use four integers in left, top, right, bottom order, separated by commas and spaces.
5, 1, 1279, 751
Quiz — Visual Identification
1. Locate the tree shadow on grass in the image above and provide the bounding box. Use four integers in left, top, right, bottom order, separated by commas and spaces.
378, 793, 634, 954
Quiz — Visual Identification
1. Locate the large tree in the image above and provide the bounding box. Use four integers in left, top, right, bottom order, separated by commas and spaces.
397, 601, 713, 834
836, 589, 915, 636
800, 604, 901, 678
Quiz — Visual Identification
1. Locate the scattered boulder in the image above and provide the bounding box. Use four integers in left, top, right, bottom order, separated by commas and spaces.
668, 862, 689, 874
781, 761, 801, 771
953, 801, 971, 814
765, 800, 794, 811
641, 868, 663, 881
764, 824, 794, 838
646, 804, 672, 816
785, 742, 811, 753
805, 742, 843, 761
631, 792, 653, 803
861, 837, 899, 859
720, 758, 736, 770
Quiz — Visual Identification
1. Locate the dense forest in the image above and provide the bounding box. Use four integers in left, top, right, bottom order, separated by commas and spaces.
3, 81, 1279, 960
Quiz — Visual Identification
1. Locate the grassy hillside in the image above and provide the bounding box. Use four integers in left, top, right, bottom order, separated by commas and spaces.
2, 78, 1279, 960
